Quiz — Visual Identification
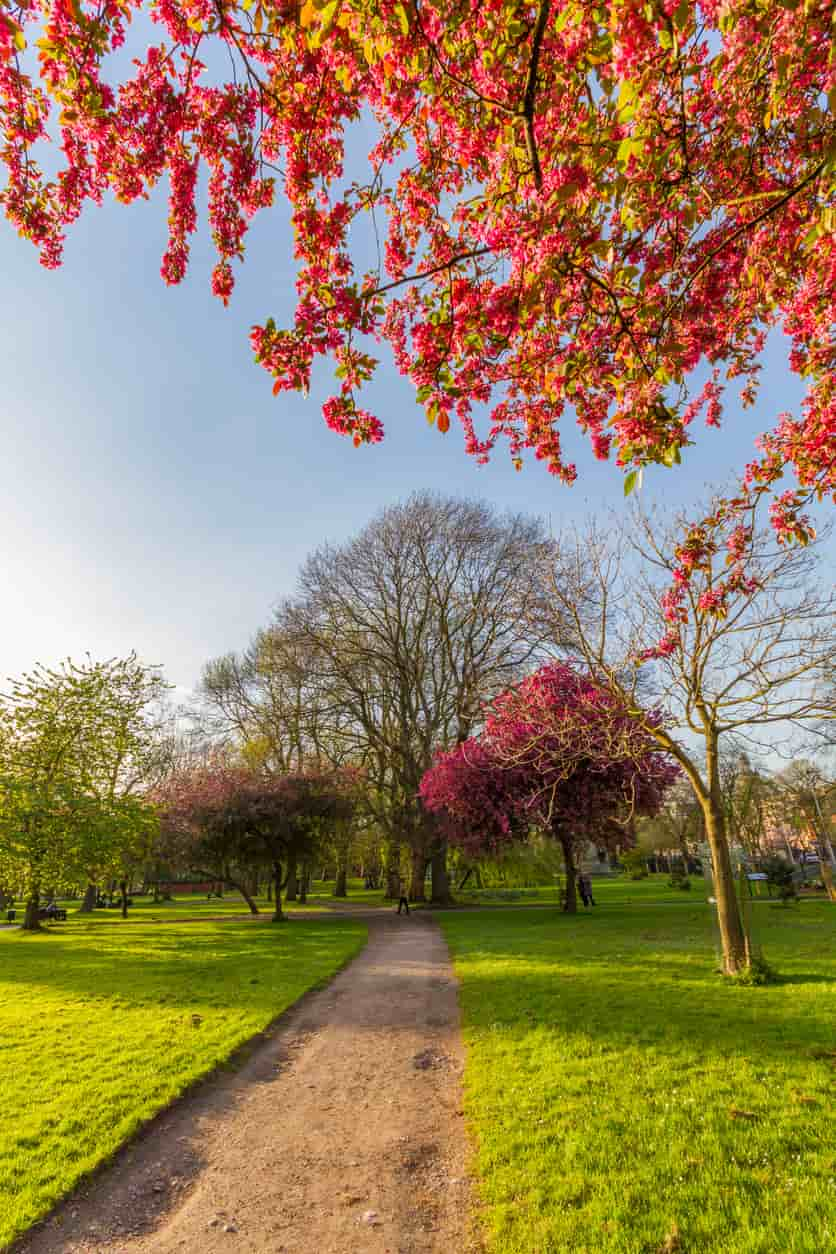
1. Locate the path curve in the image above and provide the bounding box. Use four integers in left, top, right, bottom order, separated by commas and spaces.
17, 912, 476, 1254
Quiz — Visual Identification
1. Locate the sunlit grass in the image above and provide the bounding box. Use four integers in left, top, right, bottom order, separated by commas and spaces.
48, 877, 392, 922
440, 898, 835, 1254
0, 915, 366, 1248
457, 871, 714, 907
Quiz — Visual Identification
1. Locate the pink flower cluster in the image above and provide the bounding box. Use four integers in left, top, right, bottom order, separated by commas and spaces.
421, 662, 678, 858
0, 0, 832, 529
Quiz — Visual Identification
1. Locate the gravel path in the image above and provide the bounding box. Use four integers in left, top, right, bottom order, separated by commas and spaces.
17, 912, 476, 1254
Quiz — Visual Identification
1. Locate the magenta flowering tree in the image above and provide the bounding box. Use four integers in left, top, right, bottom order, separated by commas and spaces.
421, 662, 678, 911
155, 757, 356, 918
1, 2, 833, 586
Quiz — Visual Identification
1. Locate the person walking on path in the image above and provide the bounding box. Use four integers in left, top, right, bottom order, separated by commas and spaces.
578, 872, 596, 908
396, 876, 410, 915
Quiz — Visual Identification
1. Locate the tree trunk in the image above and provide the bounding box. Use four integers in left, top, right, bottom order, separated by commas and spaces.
559, 833, 577, 913
79, 882, 97, 913
409, 846, 427, 902
22, 889, 41, 931
120, 879, 129, 918
230, 879, 259, 915
272, 861, 285, 921
385, 842, 401, 900
457, 866, 474, 891
285, 854, 298, 902
820, 859, 836, 903
702, 759, 748, 974
266, 880, 272, 901
299, 864, 309, 905
430, 840, 454, 906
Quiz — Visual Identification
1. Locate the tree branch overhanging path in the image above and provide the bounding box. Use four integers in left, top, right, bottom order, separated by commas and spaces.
4, 0, 834, 560
17, 911, 475, 1254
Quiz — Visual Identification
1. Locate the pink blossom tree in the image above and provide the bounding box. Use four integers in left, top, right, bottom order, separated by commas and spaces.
155, 758, 356, 918
421, 662, 678, 911
1, 3, 832, 569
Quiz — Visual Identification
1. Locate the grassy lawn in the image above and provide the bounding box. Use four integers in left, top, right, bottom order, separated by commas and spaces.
27, 872, 806, 923
439, 897, 835, 1254
28, 877, 392, 922
457, 873, 715, 908
0, 914, 367, 1249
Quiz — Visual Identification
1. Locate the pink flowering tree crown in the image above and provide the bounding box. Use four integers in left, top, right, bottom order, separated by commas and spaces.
1, 2, 833, 523
154, 756, 358, 875
420, 661, 679, 864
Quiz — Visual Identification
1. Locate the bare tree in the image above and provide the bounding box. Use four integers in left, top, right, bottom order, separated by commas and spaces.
277, 493, 556, 903
538, 497, 836, 975
717, 748, 773, 859
771, 759, 836, 899
200, 627, 323, 773
637, 775, 703, 864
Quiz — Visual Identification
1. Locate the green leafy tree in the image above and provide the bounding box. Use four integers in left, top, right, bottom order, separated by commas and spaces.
0, 655, 168, 929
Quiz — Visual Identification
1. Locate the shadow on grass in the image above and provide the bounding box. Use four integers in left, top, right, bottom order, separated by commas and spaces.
441, 905, 836, 1072
1, 917, 367, 1013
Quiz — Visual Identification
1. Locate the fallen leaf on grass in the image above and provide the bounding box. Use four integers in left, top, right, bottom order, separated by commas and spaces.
657, 1222, 682, 1252
728, 1106, 758, 1121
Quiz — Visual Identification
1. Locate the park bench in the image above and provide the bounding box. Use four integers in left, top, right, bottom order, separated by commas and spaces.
38, 906, 67, 922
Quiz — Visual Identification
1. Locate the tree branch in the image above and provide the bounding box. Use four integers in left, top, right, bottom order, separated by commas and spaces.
521, 1, 551, 191
363, 247, 492, 299
663, 157, 827, 323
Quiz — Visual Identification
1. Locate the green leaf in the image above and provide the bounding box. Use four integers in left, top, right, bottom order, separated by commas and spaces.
617, 137, 644, 166
801, 223, 822, 250
311, 0, 341, 48
672, 0, 689, 30
555, 5, 576, 34
623, 469, 640, 497
617, 78, 639, 119
394, 3, 409, 36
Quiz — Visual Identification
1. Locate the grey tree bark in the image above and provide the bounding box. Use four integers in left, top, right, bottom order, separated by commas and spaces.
79, 882, 97, 913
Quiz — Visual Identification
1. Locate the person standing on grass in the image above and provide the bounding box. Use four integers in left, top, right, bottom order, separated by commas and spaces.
396, 876, 410, 916
578, 872, 596, 908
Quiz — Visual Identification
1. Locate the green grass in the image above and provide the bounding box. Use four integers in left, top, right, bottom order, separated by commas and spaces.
457, 873, 714, 908
31, 877, 392, 922
0, 914, 366, 1249
31, 871, 787, 924
439, 897, 836, 1254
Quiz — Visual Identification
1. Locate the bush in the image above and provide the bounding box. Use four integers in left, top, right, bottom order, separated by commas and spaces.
763, 855, 797, 904
730, 953, 779, 986
668, 865, 692, 891
620, 848, 649, 880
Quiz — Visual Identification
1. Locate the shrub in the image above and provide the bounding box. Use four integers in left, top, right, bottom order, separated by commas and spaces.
620, 848, 649, 880
730, 953, 779, 986
763, 855, 797, 904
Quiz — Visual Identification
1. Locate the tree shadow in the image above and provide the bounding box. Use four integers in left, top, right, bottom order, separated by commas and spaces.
442, 906, 836, 1071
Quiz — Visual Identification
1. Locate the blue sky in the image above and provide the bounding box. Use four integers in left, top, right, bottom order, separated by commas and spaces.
0, 149, 816, 694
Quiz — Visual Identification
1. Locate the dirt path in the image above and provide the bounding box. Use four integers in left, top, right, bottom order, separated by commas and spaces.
18, 912, 476, 1254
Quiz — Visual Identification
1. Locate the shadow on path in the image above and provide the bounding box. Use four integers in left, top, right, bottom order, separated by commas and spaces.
15, 913, 475, 1254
